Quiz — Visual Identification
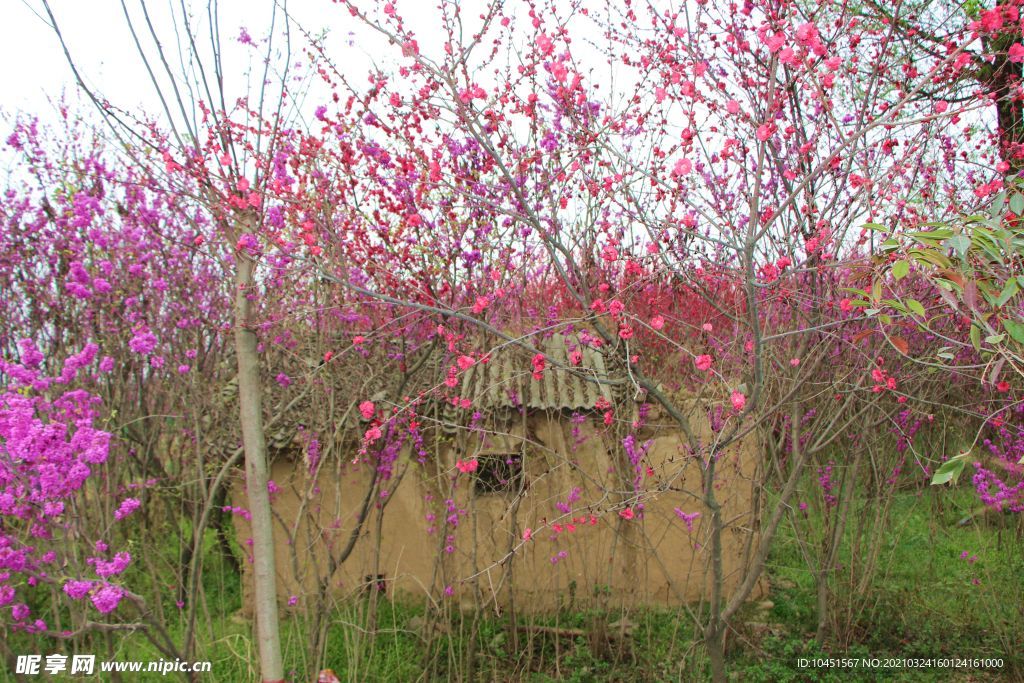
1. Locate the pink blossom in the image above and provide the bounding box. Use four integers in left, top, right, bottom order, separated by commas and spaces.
651, 315, 665, 330
531, 353, 546, 380
763, 31, 786, 53
673, 509, 701, 533
694, 354, 713, 372
1009, 43, 1024, 63
359, 400, 376, 419
114, 498, 141, 521
90, 584, 124, 614
63, 580, 94, 600
456, 459, 478, 473
457, 355, 475, 370
128, 327, 157, 355
93, 552, 131, 578
796, 23, 818, 43
235, 233, 260, 254
472, 296, 490, 314
730, 391, 747, 411
536, 33, 554, 56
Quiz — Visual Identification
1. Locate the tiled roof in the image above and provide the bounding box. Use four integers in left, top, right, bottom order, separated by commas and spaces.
215, 333, 619, 452
456, 334, 614, 413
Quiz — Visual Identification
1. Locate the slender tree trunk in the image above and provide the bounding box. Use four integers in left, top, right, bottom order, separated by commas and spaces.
816, 447, 860, 645
703, 452, 727, 683
233, 250, 285, 683
815, 567, 829, 645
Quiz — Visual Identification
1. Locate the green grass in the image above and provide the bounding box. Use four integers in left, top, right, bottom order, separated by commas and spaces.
2, 488, 1020, 681
732, 487, 1023, 682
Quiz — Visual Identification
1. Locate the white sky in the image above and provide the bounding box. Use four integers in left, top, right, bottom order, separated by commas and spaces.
0, 1, 432, 124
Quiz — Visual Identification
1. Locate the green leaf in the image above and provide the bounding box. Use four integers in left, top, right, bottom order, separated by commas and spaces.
863, 222, 889, 232
931, 452, 970, 486
985, 334, 1005, 345
883, 298, 906, 313
970, 324, 982, 351
909, 248, 952, 269
995, 279, 1020, 307
891, 260, 910, 280
1003, 319, 1024, 344
906, 299, 926, 317
973, 232, 1005, 264
1009, 192, 1024, 215
990, 190, 1007, 215
907, 228, 954, 241
946, 234, 970, 258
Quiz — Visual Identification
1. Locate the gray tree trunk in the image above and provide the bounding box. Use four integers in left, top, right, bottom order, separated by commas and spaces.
233, 250, 285, 682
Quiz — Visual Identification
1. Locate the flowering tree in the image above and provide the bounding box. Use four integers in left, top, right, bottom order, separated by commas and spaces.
0, 340, 188, 665
33, 1, 321, 677
7, 0, 1019, 679
288, 0, 1007, 677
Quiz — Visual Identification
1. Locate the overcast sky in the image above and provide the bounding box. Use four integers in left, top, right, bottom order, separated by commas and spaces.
0, 1, 430, 124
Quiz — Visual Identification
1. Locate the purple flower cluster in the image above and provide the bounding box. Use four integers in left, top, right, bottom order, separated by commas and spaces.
0, 346, 121, 628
